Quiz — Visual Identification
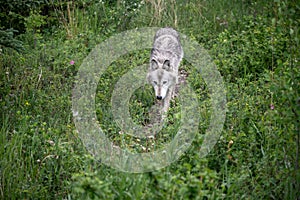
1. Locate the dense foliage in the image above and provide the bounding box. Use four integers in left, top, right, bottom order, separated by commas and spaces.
0, 0, 299, 199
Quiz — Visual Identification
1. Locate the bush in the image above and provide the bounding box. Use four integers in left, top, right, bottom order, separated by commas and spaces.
0, 0, 299, 199
211, 15, 290, 82
0, 29, 24, 52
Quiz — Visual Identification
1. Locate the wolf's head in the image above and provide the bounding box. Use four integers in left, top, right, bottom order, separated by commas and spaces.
147, 60, 177, 100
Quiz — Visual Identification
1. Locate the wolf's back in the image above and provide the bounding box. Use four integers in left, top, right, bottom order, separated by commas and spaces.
154, 27, 180, 40
152, 27, 183, 61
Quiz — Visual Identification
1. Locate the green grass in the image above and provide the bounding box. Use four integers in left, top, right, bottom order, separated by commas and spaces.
0, 0, 299, 199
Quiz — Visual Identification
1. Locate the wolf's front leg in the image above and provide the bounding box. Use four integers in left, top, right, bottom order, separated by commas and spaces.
161, 86, 174, 119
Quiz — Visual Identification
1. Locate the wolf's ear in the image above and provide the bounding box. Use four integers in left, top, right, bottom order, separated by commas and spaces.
162, 60, 171, 71
151, 48, 160, 55
151, 59, 159, 70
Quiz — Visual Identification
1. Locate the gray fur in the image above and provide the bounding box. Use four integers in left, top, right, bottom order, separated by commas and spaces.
150, 27, 183, 73
147, 27, 183, 116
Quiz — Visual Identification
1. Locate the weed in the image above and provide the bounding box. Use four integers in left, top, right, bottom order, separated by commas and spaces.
0, 0, 299, 199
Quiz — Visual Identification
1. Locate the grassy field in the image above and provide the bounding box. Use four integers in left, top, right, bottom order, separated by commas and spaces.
0, 0, 299, 199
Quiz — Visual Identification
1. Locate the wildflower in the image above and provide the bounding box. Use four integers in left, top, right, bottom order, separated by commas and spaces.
270, 104, 275, 110
228, 140, 234, 148
141, 145, 146, 151
48, 140, 55, 146
147, 135, 155, 139
70, 60, 75, 65
25, 101, 30, 106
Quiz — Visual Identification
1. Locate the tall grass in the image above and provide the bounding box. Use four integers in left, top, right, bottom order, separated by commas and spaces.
0, 0, 299, 199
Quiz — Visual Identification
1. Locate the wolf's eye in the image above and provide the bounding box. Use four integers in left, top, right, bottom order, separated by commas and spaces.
163, 81, 168, 85
153, 81, 157, 85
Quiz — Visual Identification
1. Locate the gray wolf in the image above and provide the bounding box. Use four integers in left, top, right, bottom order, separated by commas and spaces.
147, 27, 183, 116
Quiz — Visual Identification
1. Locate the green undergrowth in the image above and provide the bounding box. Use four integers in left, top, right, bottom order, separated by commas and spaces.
0, 0, 299, 199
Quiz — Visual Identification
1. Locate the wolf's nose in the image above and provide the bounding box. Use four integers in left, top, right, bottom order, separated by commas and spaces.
156, 96, 162, 100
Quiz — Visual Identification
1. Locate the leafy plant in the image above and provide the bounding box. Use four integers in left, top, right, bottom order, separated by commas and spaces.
0, 29, 24, 52
0, 0, 299, 199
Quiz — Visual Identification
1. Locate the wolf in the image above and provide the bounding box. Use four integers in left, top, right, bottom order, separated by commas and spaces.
147, 27, 184, 116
